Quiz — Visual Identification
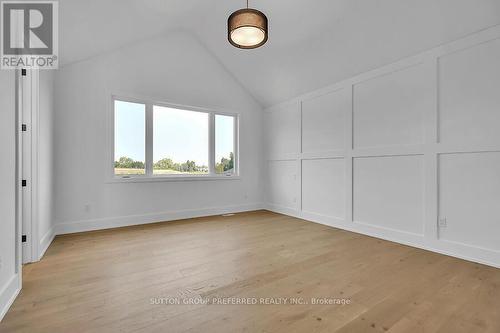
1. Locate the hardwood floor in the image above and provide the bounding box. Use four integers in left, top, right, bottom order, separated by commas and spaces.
1, 210, 499, 333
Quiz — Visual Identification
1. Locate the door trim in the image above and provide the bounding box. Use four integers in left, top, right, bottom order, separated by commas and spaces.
15, 69, 23, 278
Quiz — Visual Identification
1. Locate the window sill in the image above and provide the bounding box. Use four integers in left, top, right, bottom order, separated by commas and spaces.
107, 175, 241, 184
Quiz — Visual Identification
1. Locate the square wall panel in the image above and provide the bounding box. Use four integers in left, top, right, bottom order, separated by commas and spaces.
265, 103, 300, 157
353, 155, 424, 235
267, 160, 298, 209
439, 39, 500, 145
302, 89, 348, 153
353, 63, 431, 148
302, 158, 345, 219
439, 152, 500, 252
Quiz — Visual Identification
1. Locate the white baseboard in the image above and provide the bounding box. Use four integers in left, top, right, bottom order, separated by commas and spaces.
265, 204, 500, 269
56, 203, 264, 235
0, 274, 21, 322
37, 204, 264, 258
38, 225, 56, 261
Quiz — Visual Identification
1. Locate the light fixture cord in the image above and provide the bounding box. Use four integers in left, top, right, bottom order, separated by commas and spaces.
247, 0, 249, 8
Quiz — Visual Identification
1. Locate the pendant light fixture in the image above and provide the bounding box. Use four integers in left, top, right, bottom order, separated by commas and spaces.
228, 0, 268, 49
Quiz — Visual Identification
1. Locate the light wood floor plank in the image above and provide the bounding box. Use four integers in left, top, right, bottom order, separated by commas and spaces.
1, 210, 499, 333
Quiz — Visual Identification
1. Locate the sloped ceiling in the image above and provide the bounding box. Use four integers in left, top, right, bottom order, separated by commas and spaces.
60, 0, 500, 107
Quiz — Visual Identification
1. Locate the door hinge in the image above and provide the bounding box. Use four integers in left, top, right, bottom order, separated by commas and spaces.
22, 235, 27, 242
22, 124, 27, 132
21, 68, 26, 76
22, 179, 27, 187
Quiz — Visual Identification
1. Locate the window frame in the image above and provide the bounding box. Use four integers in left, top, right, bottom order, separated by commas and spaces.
110, 95, 239, 182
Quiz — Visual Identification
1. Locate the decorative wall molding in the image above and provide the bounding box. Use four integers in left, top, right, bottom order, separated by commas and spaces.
264, 25, 500, 268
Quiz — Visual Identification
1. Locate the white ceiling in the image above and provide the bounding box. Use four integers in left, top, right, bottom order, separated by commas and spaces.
60, 0, 500, 107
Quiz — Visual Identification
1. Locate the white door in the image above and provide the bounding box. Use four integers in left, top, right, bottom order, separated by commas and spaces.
21, 69, 33, 264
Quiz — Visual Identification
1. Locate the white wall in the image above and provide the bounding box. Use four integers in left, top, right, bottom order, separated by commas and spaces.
0, 71, 20, 320
53, 31, 264, 233
264, 26, 500, 268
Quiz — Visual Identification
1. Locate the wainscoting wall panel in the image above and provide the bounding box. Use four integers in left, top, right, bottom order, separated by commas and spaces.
353, 155, 424, 235
353, 63, 431, 148
439, 152, 500, 252
267, 160, 298, 210
264, 25, 500, 268
439, 38, 500, 145
264, 103, 300, 159
302, 89, 348, 153
302, 158, 345, 219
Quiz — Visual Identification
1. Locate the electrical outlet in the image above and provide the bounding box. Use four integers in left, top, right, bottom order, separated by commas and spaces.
439, 218, 447, 228
84, 204, 91, 213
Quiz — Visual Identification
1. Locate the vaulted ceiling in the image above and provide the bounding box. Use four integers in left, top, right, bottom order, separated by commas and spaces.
60, 0, 500, 107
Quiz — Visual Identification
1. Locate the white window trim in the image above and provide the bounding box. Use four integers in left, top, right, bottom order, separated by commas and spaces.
109, 94, 240, 183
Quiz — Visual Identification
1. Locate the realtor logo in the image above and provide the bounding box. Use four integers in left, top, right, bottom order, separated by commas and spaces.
1, 1, 58, 69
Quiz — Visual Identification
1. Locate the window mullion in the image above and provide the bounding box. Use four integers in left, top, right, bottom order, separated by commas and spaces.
234, 115, 239, 175
208, 112, 215, 175
145, 103, 153, 176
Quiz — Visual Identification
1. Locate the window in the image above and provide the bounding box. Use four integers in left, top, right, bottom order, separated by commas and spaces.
153, 106, 209, 175
215, 114, 236, 175
112, 96, 238, 180
114, 100, 146, 175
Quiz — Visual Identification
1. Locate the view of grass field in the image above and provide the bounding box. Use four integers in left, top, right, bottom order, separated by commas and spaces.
114, 153, 233, 176
114, 168, 208, 175
115, 168, 145, 175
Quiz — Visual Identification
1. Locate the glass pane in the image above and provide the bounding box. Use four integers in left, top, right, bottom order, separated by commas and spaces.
114, 100, 145, 175
153, 106, 209, 175
215, 115, 235, 174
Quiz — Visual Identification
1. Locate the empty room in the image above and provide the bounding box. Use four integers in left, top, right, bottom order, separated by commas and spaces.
1, 1, 500, 332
